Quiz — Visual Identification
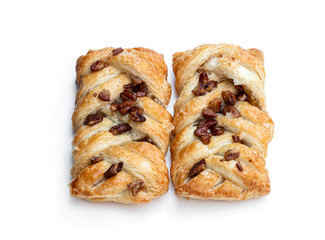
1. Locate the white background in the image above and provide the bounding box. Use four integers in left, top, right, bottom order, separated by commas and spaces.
1, 0, 324, 239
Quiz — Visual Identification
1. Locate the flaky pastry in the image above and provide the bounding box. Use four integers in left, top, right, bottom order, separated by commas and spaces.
171, 44, 274, 200
70, 47, 173, 203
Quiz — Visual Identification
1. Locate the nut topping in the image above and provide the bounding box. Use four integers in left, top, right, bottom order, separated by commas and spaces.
129, 106, 144, 114
117, 101, 136, 115
189, 159, 206, 178
222, 90, 238, 105
130, 76, 143, 86
91, 61, 108, 71
235, 85, 245, 92
223, 105, 241, 118
202, 108, 217, 119
204, 81, 218, 92
208, 98, 222, 113
112, 47, 124, 55
128, 111, 146, 122
236, 161, 244, 171
199, 134, 212, 145
223, 149, 240, 161
199, 72, 209, 84
110, 101, 119, 112
84, 113, 103, 126
127, 180, 145, 196
232, 134, 241, 143
109, 123, 132, 135
98, 90, 111, 101
198, 119, 218, 128
120, 90, 137, 101
211, 126, 224, 136
90, 156, 103, 164
104, 162, 124, 179
192, 83, 206, 96
194, 119, 217, 145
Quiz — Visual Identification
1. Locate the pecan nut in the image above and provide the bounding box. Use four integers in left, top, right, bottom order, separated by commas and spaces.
222, 105, 241, 118
104, 162, 123, 179
223, 149, 240, 161
127, 180, 145, 196
90, 156, 103, 164
189, 159, 206, 178
211, 126, 224, 136
84, 113, 103, 126
232, 134, 241, 143
199, 72, 209, 84
202, 108, 217, 119
112, 47, 124, 55
192, 83, 206, 96
91, 61, 108, 71
208, 98, 222, 113
236, 161, 244, 171
222, 90, 238, 105
98, 90, 110, 101
109, 123, 132, 135
128, 111, 146, 122
120, 90, 137, 101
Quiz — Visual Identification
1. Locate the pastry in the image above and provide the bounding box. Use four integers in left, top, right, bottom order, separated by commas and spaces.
171, 44, 274, 200
70, 47, 173, 203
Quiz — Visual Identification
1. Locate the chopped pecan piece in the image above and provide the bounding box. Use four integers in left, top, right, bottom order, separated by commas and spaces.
109, 123, 132, 135
130, 76, 143, 86
199, 72, 209, 84
236, 161, 244, 171
202, 108, 217, 119
120, 90, 137, 101
232, 134, 241, 143
91, 61, 108, 71
112, 47, 124, 55
189, 159, 206, 178
136, 83, 148, 97
84, 113, 103, 126
117, 101, 136, 115
98, 90, 110, 101
222, 90, 238, 105
104, 162, 124, 178
129, 106, 144, 114
223, 149, 240, 161
110, 101, 119, 112
222, 105, 241, 118
197, 119, 218, 129
127, 180, 145, 196
192, 83, 206, 96
129, 111, 146, 122
235, 85, 245, 92
90, 156, 103, 164
199, 133, 212, 145
211, 126, 224, 136
204, 81, 218, 92
123, 83, 133, 91
208, 98, 222, 113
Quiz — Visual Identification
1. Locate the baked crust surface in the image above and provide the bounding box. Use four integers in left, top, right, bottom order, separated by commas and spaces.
171, 44, 274, 200
70, 47, 172, 204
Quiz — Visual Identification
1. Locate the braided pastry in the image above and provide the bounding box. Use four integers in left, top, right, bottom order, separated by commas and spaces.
70, 47, 173, 203
171, 44, 274, 200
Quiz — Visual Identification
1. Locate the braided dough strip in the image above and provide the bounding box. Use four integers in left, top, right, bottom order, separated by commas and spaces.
171, 44, 274, 200
70, 47, 173, 204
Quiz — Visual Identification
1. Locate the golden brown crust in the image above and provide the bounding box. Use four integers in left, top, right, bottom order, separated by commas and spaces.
171, 44, 274, 201
71, 47, 172, 204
